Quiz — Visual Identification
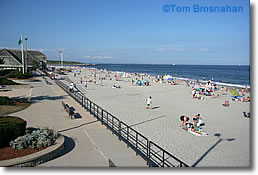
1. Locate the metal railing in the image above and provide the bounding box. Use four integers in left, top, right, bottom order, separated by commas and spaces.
55, 79, 189, 167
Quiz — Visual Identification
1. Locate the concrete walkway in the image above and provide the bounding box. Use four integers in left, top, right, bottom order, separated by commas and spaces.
12, 77, 147, 167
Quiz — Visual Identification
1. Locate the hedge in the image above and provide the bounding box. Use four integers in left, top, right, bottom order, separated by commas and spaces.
0, 96, 15, 105
0, 77, 19, 85
4, 71, 33, 79
0, 116, 27, 148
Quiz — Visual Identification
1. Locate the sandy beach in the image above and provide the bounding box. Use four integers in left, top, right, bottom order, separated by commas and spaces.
57, 66, 250, 167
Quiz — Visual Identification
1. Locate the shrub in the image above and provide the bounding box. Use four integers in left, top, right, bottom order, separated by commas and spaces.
0, 70, 13, 76
10, 128, 57, 150
0, 77, 19, 85
0, 96, 15, 105
5, 71, 33, 79
0, 116, 27, 148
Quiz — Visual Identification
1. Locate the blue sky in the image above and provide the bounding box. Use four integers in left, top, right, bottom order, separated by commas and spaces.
0, 0, 250, 65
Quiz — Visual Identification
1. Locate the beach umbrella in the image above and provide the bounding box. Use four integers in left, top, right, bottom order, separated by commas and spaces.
200, 85, 206, 89
136, 80, 143, 86
163, 75, 172, 80
194, 85, 200, 89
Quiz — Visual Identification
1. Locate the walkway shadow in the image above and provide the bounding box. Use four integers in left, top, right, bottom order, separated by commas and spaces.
191, 133, 235, 167
59, 135, 76, 157
11, 96, 30, 103
58, 120, 98, 133
30, 95, 65, 103
129, 115, 167, 128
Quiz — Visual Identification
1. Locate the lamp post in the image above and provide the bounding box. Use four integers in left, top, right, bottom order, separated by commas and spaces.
25, 36, 28, 72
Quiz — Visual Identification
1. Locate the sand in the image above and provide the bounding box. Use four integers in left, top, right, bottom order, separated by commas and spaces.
62, 67, 250, 167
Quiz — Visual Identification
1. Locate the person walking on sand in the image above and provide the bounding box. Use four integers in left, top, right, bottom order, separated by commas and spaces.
146, 96, 152, 109
80, 77, 82, 84
84, 81, 87, 88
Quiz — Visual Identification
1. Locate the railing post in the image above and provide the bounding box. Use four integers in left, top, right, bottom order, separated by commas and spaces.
162, 151, 165, 167
101, 110, 104, 125
127, 126, 129, 148
107, 113, 109, 129
147, 141, 150, 166
119, 121, 121, 141
112, 117, 114, 134
90, 101, 92, 114
96, 106, 99, 119
136, 133, 138, 156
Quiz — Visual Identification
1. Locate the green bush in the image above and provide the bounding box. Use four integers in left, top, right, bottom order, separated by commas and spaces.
0, 116, 27, 148
5, 71, 33, 79
10, 128, 57, 150
0, 77, 19, 85
0, 70, 13, 76
0, 96, 15, 105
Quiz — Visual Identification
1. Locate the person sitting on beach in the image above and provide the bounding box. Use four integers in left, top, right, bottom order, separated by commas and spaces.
180, 115, 190, 129
243, 111, 250, 118
146, 96, 152, 109
192, 90, 196, 98
112, 84, 121, 88
223, 100, 229, 107
193, 117, 198, 128
193, 114, 202, 128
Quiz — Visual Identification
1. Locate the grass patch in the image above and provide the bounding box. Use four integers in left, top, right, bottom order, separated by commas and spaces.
0, 77, 19, 85
0, 102, 30, 116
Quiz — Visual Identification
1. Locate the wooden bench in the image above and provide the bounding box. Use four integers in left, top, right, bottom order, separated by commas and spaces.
61, 101, 75, 119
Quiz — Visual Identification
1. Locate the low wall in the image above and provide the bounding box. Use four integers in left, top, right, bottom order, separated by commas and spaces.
0, 134, 65, 167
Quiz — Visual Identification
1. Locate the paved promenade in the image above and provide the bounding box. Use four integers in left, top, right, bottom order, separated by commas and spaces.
12, 77, 147, 167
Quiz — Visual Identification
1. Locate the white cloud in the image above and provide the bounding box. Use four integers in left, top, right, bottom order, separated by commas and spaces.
83, 55, 112, 59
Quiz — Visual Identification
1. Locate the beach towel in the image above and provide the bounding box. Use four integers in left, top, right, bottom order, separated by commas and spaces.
182, 127, 208, 136
188, 130, 208, 136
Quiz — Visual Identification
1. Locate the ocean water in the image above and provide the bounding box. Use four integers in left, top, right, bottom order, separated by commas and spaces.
82, 64, 250, 86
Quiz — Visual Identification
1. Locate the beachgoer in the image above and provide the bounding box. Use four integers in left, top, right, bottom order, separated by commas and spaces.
243, 111, 250, 118
241, 88, 244, 96
223, 100, 229, 107
194, 114, 202, 128
146, 96, 152, 109
69, 82, 74, 92
245, 86, 248, 93
192, 90, 196, 98
80, 77, 82, 84
180, 115, 190, 129
84, 81, 87, 88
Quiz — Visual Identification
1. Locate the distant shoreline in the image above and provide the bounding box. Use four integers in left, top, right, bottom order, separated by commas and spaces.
47, 60, 95, 66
